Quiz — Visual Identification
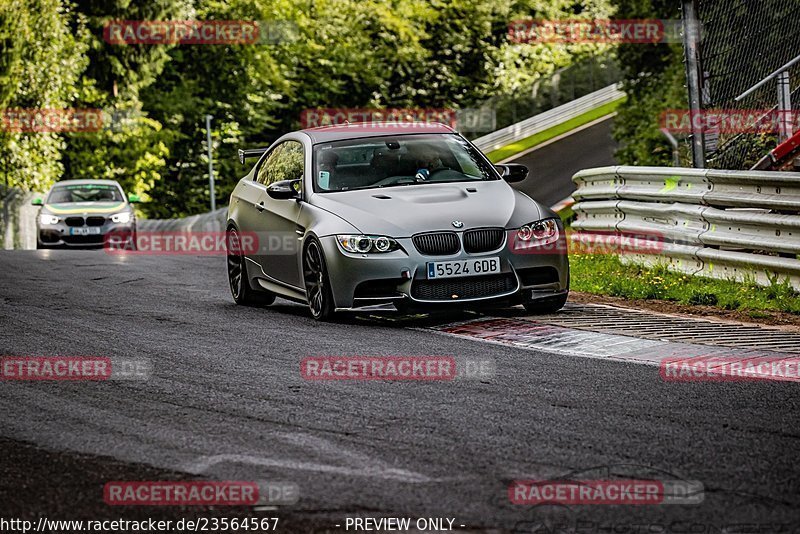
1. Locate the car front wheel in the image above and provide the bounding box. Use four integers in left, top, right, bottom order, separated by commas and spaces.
303, 239, 335, 321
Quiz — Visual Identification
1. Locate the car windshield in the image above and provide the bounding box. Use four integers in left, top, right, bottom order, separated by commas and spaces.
312, 134, 498, 192
47, 184, 125, 203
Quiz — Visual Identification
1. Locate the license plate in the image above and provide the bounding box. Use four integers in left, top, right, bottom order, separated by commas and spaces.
427, 257, 501, 279
70, 227, 102, 236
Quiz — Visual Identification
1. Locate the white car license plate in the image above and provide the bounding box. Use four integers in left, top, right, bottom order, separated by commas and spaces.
70, 227, 102, 236
427, 257, 501, 279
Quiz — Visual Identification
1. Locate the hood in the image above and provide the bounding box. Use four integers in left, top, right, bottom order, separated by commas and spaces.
309, 181, 543, 236
43, 201, 128, 215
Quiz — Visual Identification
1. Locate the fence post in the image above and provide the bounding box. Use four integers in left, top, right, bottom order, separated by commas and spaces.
682, 0, 705, 169
778, 71, 793, 142
205, 114, 216, 212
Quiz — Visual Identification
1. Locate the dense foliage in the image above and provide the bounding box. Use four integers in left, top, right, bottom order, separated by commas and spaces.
610, 0, 688, 166
2, 0, 613, 216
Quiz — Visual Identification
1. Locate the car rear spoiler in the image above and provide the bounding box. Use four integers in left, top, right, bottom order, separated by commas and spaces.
238, 146, 269, 165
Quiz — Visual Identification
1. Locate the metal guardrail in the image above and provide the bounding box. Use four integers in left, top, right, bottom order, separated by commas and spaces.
471, 84, 625, 154
136, 208, 227, 233
571, 166, 800, 289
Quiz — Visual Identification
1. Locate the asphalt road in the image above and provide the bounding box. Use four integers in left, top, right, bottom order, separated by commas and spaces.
1, 251, 799, 532
510, 117, 618, 207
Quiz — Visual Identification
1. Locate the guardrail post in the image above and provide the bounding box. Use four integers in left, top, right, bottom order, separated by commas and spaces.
1, 189, 16, 249
682, 0, 705, 169
206, 114, 216, 212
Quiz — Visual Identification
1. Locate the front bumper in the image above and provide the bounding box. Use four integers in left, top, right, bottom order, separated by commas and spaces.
38, 221, 135, 249
318, 231, 569, 310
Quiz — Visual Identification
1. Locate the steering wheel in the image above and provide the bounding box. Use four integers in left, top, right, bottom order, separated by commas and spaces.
427, 167, 450, 177
415, 167, 452, 182
372, 175, 415, 187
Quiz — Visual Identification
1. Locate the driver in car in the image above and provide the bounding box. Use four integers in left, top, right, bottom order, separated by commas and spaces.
412, 146, 446, 182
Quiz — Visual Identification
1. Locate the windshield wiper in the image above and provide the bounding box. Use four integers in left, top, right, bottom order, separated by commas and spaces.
377, 181, 417, 188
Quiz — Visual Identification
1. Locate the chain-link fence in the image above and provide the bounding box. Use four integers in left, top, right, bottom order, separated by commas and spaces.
693, 0, 800, 169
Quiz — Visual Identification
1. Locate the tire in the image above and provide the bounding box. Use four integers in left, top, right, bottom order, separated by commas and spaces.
523, 292, 568, 314
303, 238, 336, 321
126, 231, 137, 251
227, 226, 276, 306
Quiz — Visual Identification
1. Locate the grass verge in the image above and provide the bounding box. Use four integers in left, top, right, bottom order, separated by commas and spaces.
570, 254, 800, 315
485, 97, 626, 163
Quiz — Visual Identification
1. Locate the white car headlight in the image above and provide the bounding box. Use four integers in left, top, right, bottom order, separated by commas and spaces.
111, 212, 132, 224
39, 214, 60, 225
514, 219, 559, 249
336, 235, 400, 254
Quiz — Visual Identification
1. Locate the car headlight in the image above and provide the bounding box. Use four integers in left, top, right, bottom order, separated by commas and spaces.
111, 212, 132, 224
514, 219, 559, 249
39, 214, 60, 225
336, 235, 400, 254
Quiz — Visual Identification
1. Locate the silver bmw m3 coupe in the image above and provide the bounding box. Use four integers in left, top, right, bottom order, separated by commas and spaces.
226, 122, 568, 320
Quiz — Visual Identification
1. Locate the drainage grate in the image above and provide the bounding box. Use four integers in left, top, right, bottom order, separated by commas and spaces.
528, 304, 800, 353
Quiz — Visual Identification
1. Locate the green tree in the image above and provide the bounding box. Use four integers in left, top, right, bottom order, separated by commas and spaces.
141, 0, 289, 217
0, 0, 88, 192
143, 0, 618, 217
60, 0, 190, 203
495, 0, 615, 93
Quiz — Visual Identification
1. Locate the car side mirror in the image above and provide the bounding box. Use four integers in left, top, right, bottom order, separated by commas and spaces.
31, 197, 43, 206
267, 179, 301, 200
128, 194, 141, 203
496, 164, 529, 183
